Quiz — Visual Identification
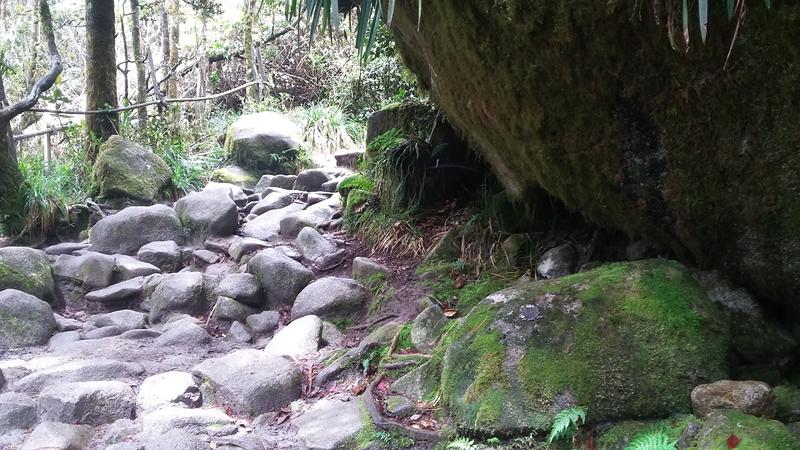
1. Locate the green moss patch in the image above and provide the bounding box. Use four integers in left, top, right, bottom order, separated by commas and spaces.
691, 409, 800, 450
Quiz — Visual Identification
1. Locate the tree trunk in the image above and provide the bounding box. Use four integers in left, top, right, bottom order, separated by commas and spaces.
130, 0, 147, 133
85, 0, 118, 160
167, 0, 179, 99
160, 1, 170, 83
0, 120, 23, 222
196, 14, 208, 124
243, 0, 258, 101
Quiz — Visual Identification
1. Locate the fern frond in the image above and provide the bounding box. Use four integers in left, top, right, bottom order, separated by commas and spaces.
447, 437, 477, 450
624, 430, 678, 450
547, 406, 587, 444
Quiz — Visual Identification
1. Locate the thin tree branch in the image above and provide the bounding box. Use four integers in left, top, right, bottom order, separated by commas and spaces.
0, 0, 62, 122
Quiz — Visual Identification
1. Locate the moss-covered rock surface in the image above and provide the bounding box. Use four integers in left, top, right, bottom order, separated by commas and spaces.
92, 135, 171, 203
389, 1, 800, 315
0, 246, 56, 304
434, 260, 729, 435
691, 409, 800, 449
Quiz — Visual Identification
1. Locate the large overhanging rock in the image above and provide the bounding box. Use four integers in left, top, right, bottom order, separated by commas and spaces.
388, 2, 800, 313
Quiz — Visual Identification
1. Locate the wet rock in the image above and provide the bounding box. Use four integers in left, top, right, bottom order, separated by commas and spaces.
385, 395, 416, 418
693, 409, 798, 449
279, 195, 341, 238
21, 422, 93, 450
83, 326, 123, 340
12, 358, 144, 394
410, 305, 447, 351
194, 349, 302, 415
296, 227, 347, 267
137, 240, 182, 273
224, 111, 301, 172
84, 277, 145, 303
175, 189, 239, 245
154, 320, 210, 346
691, 380, 776, 418
90, 310, 147, 332
89, 204, 184, 255
0, 289, 57, 349
247, 248, 313, 309
293, 397, 368, 450
215, 273, 262, 307
0, 392, 37, 433
92, 135, 171, 203
264, 315, 323, 358
251, 191, 294, 215
241, 202, 305, 242
270, 174, 297, 190
43, 242, 90, 256
38, 380, 135, 425
352, 257, 391, 280
294, 169, 333, 192
137, 371, 201, 414
291, 277, 369, 321
52, 252, 115, 289
211, 296, 259, 322
148, 272, 205, 323
226, 321, 252, 343
246, 311, 280, 337
536, 243, 577, 279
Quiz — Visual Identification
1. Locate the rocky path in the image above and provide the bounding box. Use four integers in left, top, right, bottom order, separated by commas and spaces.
0, 168, 433, 450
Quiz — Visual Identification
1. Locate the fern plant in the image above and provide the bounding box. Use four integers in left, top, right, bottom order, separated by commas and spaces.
447, 437, 477, 450
547, 407, 587, 444
624, 430, 677, 450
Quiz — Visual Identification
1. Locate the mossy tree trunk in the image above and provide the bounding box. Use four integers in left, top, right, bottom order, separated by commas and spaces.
0, 120, 23, 223
167, 0, 179, 99
243, 0, 258, 101
85, 0, 118, 161
129, 0, 147, 134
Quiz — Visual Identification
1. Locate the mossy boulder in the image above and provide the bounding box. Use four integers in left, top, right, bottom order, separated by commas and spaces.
224, 112, 300, 172
92, 136, 171, 203
210, 165, 259, 189
0, 289, 57, 349
774, 385, 800, 422
691, 409, 800, 449
366, 100, 435, 145
389, 1, 800, 315
0, 247, 56, 304
436, 260, 729, 435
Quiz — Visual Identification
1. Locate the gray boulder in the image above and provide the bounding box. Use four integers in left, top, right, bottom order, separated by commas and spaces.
270, 174, 297, 189
175, 189, 239, 245
253, 175, 274, 194
0, 392, 37, 433
691, 380, 777, 418
137, 371, 201, 414
194, 349, 302, 415
43, 242, 90, 256
226, 321, 252, 343
48, 331, 81, 348
264, 315, 322, 358
100, 418, 141, 447
90, 310, 147, 332
291, 277, 369, 321
21, 422, 93, 450
52, 252, 115, 289
352, 257, 391, 280
536, 243, 577, 279
0, 289, 57, 349
38, 380, 135, 425
148, 272, 205, 323
83, 326, 123, 339
224, 111, 301, 171
279, 195, 341, 238
139, 406, 235, 438
320, 178, 341, 192
143, 428, 208, 450
114, 255, 161, 281
410, 305, 447, 351
211, 296, 258, 322
296, 227, 347, 268
246, 311, 280, 337
92, 135, 171, 203
54, 313, 83, 331
215, 273, 262, 306
228, 237, 270, 262
251, 192, 294, 215
12, 358, 144, 394
90, 204, 185, 255
84, 277, 145, 303
137, 240, 182, 273
0, 246, 56, 302
154, 320, 210, 346
247, 249, 313, 309
293, 397, 368, 450
210, 165, 259, 189
293, 169, 333, 192
241, 202, 305, 242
